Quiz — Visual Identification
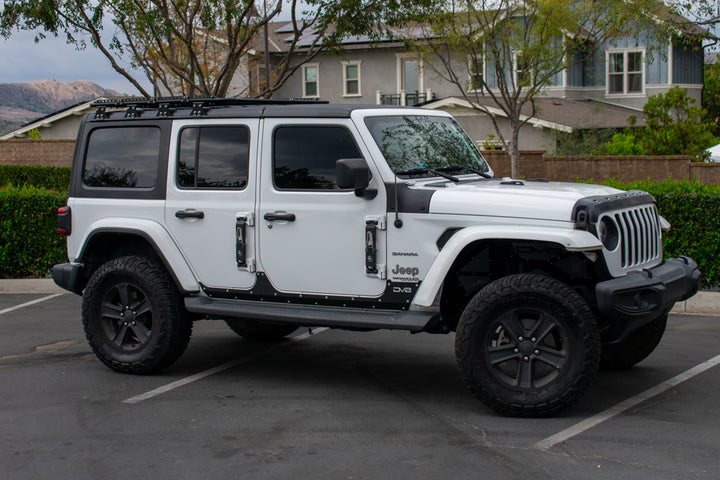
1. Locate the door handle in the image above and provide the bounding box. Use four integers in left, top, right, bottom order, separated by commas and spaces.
264, 212, 296, 222
175, 209, 205, 219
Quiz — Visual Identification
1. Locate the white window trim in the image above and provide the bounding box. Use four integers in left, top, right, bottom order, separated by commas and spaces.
467, 53, 486, 93
341, 60, 362, 97
302, 63, 320, 98
395, 53, 424, 94
605, 48, 646, 96
513, 51, 535, 89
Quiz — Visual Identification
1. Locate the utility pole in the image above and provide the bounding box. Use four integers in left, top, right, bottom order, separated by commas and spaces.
264, 0, 271, 98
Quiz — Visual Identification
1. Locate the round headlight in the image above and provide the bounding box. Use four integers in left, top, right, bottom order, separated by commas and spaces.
599, 216, 619, 251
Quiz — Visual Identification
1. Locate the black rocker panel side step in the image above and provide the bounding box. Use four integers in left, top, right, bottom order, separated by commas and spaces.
184, 296, 433, 332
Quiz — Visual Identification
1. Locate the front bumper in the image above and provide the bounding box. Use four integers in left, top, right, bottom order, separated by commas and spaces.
596, 256, 701, 341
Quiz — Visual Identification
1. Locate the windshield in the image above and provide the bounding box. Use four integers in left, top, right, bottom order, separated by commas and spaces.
364, 115, 490, 178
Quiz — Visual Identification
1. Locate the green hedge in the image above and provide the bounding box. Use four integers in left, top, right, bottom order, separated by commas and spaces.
0, 165, 71, 192
0, 186, 67, 278
593, 178, 720, 288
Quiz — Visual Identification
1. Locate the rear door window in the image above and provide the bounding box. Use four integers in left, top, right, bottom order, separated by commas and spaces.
177, 126, 250, 189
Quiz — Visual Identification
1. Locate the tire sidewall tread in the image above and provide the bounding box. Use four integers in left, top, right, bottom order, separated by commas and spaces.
455, 274, 601, 417
82, 255, 192, 374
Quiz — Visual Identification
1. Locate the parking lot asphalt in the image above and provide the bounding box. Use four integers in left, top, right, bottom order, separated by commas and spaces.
1, 292, 719, 480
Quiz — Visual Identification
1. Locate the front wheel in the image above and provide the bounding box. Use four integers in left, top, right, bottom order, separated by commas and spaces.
82, 256, 192, 373
455, 274, 600, 417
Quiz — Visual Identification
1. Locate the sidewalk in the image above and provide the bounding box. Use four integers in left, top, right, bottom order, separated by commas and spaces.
1, 279, 719, 315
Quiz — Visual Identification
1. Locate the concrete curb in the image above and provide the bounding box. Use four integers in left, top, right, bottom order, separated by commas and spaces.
670, 291, 720, 316
0, 279, 65, 294
1, 279, 719, 315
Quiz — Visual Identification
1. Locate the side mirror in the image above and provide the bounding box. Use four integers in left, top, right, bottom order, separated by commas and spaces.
336, 158, 377, 199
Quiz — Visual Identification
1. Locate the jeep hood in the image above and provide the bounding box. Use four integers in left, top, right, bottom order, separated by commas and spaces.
427, 179, 624, 222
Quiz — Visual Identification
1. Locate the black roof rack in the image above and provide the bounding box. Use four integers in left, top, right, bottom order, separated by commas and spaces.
91, 96, 328, 110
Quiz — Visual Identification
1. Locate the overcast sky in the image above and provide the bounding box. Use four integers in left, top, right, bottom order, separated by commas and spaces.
1, 28, 151, 95
0, 1, 306, 96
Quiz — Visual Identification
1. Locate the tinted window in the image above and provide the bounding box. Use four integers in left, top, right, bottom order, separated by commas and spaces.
273, 126, 361, 190
84, 127, 160, 188
177, 126, 249, 189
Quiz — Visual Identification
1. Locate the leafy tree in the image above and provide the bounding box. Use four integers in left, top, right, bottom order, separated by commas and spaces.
593, 132, 646, 156
403, 0, 651, 178
703, 54, 720, 136
553, 128, 621, 156
0, 0, 400, 98
631, 87, 715, 161
660, 0, 720, 31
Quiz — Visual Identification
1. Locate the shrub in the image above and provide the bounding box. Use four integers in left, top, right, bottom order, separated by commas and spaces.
0, 165, 71, 192
594, 178, 720, 288
0, 186, 67, 278
593, 132, 646, 156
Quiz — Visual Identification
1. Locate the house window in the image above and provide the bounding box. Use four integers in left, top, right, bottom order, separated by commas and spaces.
514, 52, 533, 88
468, 54, 484, 92
303, 63, 319, 98
342, 61, 361, 97
607, 50, 644, 95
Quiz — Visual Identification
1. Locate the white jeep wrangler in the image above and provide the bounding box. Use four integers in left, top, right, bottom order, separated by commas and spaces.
53, 97, 700, 417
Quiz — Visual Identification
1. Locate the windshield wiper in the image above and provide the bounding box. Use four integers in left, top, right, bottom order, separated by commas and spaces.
435, 165, 494, 179
395, 167, 459, 182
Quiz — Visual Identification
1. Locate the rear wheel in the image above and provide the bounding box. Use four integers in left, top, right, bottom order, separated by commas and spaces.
82, 256, 192, 373
455, 274, 600, 417
600, 314, 667, 371
225, 319, 298, 341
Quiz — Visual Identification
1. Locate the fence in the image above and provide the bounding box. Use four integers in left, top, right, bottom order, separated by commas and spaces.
482, 151, 720, 184
0, 139, 74, 168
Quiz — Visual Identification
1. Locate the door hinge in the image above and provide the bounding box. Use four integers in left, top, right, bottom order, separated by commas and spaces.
365, 215, 386, 230
365, 220, 378, 274
236, 213, 255, 269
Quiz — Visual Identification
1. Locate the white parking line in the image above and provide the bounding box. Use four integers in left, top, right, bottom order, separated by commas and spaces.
0, 293, 64, 315
535, 353, 720, 450
122, 327, 329, 404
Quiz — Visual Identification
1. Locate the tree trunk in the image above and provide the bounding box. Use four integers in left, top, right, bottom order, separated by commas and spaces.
508, 130, 521, 179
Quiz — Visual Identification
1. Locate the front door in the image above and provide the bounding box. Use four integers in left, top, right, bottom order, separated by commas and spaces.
165, 119, 259, 290
257, 119, 387, 297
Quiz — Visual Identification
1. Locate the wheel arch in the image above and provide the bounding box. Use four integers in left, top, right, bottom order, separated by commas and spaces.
414, 226, 602, 331
76, 224, 198, 294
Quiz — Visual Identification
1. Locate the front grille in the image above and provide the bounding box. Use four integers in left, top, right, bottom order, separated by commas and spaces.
600, 204, 663, 277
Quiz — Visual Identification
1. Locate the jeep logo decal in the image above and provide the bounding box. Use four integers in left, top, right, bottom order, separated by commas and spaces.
392, 265, 419, 276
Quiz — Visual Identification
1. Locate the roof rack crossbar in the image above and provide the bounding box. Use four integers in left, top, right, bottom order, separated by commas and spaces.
91, 96, 329, 110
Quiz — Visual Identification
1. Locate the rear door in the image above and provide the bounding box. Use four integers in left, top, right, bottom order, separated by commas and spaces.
165, 119, 258, 290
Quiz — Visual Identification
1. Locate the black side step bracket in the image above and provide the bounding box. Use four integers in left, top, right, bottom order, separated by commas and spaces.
184, 296, 433, 332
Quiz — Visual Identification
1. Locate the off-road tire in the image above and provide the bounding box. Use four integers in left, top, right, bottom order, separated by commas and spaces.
455, 274, 601, 417
82, 255, 192, 373
224, 319, 298, 341
600, 314, 667, 371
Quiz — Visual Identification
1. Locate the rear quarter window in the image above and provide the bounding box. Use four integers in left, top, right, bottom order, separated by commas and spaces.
83, 127, 161, 188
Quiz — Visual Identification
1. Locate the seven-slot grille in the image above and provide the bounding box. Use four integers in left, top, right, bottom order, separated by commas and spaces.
600, 204, 663, 277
